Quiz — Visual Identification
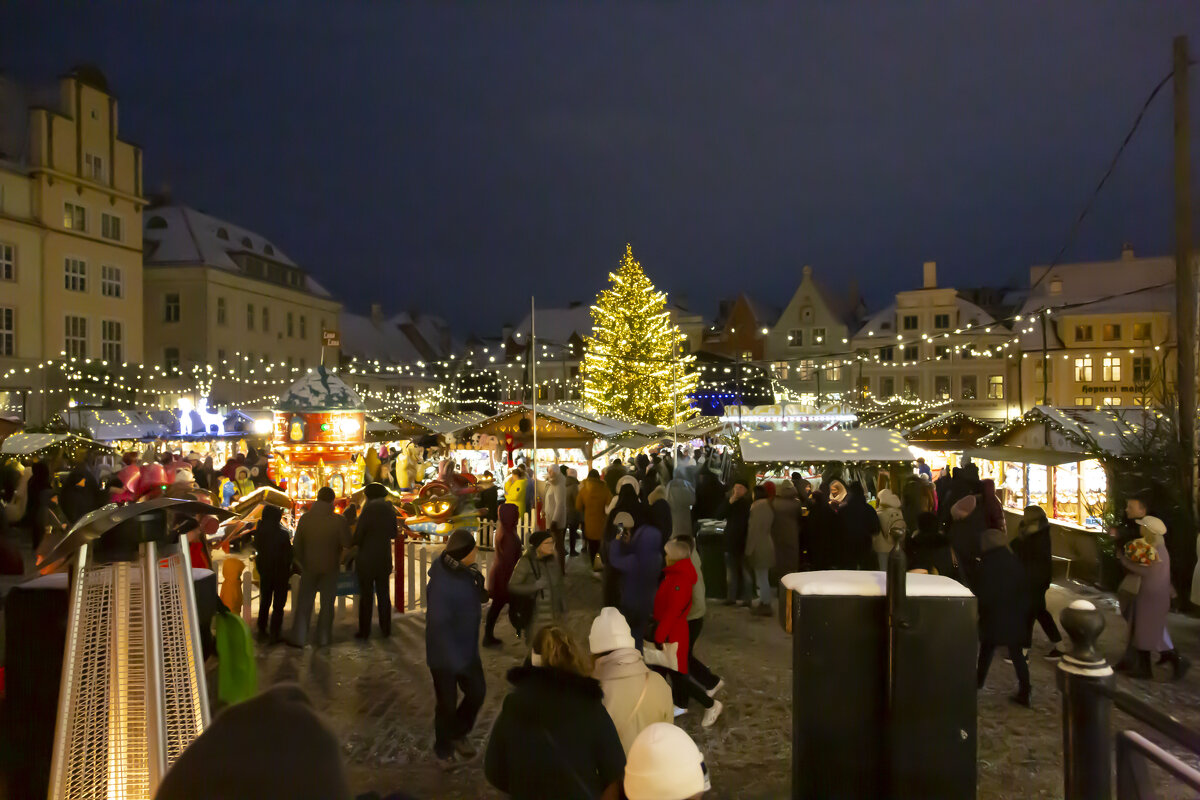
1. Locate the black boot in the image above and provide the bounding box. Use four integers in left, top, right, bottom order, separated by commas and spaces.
1115, 644, 1139, 673
1129, 650, 1153, 680
1163, 650, 1191, 681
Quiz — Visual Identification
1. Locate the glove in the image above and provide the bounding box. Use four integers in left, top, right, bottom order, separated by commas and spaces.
533, 576, 550, 591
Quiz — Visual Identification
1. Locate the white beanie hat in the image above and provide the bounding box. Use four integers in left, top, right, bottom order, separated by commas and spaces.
589, 607, 636, 653
624, 723, 709, 800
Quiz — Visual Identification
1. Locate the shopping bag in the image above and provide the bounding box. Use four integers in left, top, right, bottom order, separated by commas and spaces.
642, 640, 680, 671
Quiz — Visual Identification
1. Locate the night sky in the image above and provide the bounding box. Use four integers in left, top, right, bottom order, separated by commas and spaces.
9, 2, 1200, 336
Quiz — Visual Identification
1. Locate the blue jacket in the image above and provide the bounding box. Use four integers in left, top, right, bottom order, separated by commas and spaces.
425, 554, 488, 672
607, 524, 663, 617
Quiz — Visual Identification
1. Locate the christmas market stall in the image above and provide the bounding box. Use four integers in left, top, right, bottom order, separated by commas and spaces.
721, 402, 858, 432
737, 427, 916, 495
904, 411, 997, 475
270, 366, 366, 508
0, 432, 114, 465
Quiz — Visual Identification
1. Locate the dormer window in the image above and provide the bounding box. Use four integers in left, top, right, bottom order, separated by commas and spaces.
147, 215, 167, 229
216, 228, 229, 240
241, 236, 253, 248
264, 244, 275, 256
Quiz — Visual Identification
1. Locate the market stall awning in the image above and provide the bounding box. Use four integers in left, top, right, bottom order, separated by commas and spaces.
973, 405, 1150, 462
962, 445, 1085, 467
1, 432, 114, 457
63, 409, 170, 442
739, 429, 915, 464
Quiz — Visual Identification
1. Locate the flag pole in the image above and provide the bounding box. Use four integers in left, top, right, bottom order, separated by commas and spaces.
531, 296, 538, 491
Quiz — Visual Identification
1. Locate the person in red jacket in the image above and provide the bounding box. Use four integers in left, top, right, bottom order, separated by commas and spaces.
653, 539, 724, 727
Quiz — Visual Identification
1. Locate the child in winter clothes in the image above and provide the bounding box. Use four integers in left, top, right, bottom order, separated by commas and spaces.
653, 539, 723, 727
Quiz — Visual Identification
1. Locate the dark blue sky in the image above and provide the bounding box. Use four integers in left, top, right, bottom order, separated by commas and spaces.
8, 2, 1200, 335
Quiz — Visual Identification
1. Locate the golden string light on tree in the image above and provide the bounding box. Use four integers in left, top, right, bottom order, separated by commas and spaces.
581, 244, 698, 427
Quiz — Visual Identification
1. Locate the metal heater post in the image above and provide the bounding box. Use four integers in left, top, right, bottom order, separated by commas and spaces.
142, 539, 168, 790
176, 537, 212, 728
47, 542, 90, 799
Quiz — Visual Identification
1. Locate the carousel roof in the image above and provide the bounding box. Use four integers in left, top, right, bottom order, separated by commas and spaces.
274, 367, 364, 412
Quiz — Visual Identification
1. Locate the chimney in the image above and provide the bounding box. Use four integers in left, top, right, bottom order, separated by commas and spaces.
370, 303, 384, 325
1121, 243, 1135, 260
502, 324, 514, 342
922, 261, 937, 289
675, 292, 690, 310
802, 264, 813, 280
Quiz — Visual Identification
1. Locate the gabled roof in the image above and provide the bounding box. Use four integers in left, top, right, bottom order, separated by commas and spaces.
853, 296, 1001, 339
976, 405, 1152, 458
339, 311, 426, 364
511, 305, 593, 344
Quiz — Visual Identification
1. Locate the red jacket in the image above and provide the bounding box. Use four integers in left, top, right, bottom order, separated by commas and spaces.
653, 558, 696, 673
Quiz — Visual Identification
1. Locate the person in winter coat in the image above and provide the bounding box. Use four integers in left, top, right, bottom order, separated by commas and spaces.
947, 494, 987, 589
477, 470, 500, 523
605, 458, 628, 494
508, 530, 567, 645
980, 479, 1005, 531
622, 723, 711, 800
504, 468, 529, 517
975, 528, 1032, 706
803, 489, 839, 571
666, 477, 695, 541
543, 466, 568, 571
647, 485, 673, 550
564, 467, 581, 556
576, 469, 612, 565
900, 477, 935, 534
873, 488, 907, 570
589, 607, 674, 753
287, 487, 350, 648
425, 529, 490, 766
608, 513, 665, 648
253, 504, 292, 642
653, 540, 723, 726
1011, 506, 1064, 660
484, 503, 524, 647
769, 482, 803, 578
1110, 492, 1158, 671
693, 470, 725, 523
1117, 517, 1190, 680
672, 534, 722, 699
352, 483, 398, 639
906, 511, 956, 579
485, 625, 626, 799
604, 480, 644, 607
743, 486, 776, 615
835, 482, 879, 571
717, 482, 752, 603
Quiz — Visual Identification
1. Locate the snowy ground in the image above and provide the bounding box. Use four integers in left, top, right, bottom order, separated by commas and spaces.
252, 560, 1200, 800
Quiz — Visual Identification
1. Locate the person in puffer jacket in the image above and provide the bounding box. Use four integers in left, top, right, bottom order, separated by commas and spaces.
873, 488, 907, 570
589, 607, 674, 753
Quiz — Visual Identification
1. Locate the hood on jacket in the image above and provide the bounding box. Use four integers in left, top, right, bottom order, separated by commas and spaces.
615, 475, 640, 496
775, 482, 798, 500
499, 502, 520, 528
592, 648, 652, 681
877, 488, 901, 509
506, 665, 605, 702
981, 528, 1010, 552
545, 468, 561, 486
981, 479, 998, 502
951, 494, 978, 521
647, 485, 668, 506
632, 524, 663, 557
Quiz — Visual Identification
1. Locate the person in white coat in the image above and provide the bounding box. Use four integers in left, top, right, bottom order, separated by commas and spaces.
543, 465, 568, 571
590, 607, 674, 753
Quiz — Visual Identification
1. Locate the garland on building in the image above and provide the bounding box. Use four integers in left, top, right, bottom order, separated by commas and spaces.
581, 245, 699, 427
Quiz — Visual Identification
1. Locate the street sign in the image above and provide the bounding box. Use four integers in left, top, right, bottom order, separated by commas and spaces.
322, 329, 340, 347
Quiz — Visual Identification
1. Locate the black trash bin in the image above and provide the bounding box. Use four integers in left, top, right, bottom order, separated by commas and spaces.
695, 519, 727, 599
783, 569, 977, 799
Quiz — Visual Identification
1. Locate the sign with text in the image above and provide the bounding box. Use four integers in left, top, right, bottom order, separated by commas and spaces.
322, 329, 341, 347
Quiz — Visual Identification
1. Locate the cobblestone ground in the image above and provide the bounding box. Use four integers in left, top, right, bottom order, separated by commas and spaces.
256, 560, 1200, 800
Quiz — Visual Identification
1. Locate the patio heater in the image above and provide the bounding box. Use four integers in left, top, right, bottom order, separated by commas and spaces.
45, 497, 231, 799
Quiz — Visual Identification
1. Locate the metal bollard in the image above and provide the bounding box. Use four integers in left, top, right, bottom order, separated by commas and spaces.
394, 536, 405, 614
241, 569, 253, 624
1057, 599, 1114, 800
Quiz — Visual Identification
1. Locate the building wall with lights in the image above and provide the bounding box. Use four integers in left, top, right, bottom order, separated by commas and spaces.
0, 67, 145, 423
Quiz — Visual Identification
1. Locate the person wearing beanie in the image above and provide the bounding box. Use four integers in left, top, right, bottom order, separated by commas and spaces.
589, 607, 674, 753
154, 685, 356, 800
873, 488, 906, 570
508, 529, 566, 647
287, 486, 350, 648
1012, 506, 1064, 661
353, 482, 399, 639
623, 723, 710, 800
252, 504, 291, 643
484, 502, 524, 647
1117, 516, 1189, 680
654, 538, 724, 726
426, 527, 489, 766
975, 527, 1032, 707
947, 493, 986, 589
485, 625, 626, 799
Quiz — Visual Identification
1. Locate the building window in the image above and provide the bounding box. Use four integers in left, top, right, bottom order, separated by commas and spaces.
788, 328, 803, 347
880, 346, 894, 362
987, 375, 1004, 399
1132, 356, 1153, 384
902, 315, 918, 330
961, 375, 977, 400
1075, 325, 1093, 342
902, 376, 919, 397
880, 377, 895, 397
299, 315, 307, 339
740, 351, 752, 359
0, 307, 12, 356
164, 347, 180, 374
217, 297, 227, 326
935, 345, 951, 360
101, 320, 122, 363
100, 265, 122, 298
1133, 322, 1152, 341
64, 202, 86, 231
247, 304, 255, 330
287, 311, 294, 337
262, 307, 270, 332
64, 258, 87, 292
826, 365, 841, 381
771, 361, 789, 380
811, 327, 826, 344
1103, 396, 1122, 406
164, 293, 181, 323
1102, 356, 1121, 382
1074, 396, 1093, 406
64, 316, 87, 358
84, 152, 105, 181
935, 375, 951, 399
1034, 358, 1053, 383
1074, 356, 1093, 382
101, 213, 122, 241
1102, 324, 1121, 341
797, 360, 815, 380
0, 242, 13, 280
903, 345, 919, 361
934, 313, 950, 329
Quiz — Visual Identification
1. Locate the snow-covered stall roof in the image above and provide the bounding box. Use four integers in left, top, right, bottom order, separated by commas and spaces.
391, 411, 487, 436
64, 409, 171, 441
781, 570, 974, 598
274, 367, 364, 412
966, 405, 1151, 465
1, 432, 114, 456
739, 429, 915, 464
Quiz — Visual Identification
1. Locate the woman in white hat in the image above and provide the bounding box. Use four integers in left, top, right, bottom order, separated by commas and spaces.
622, 723, 709, 800
1117, 516, 1190, 680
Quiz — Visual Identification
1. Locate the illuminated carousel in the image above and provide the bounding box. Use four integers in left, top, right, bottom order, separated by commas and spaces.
270, 366, 366, 510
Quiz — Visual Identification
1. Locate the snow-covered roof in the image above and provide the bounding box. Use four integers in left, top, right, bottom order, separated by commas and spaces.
781, 570, 974, 598
853, 296, 1000, 339
64, 409, 171, 441
1, 433, 113, 456
511, 305, 593, 344
739, 428, 914, 463
143, 205, 331, 298
340, 311, 426, 364
274, 366, 364, 412
393, 410, 488, 435
976, 405, 1150, 458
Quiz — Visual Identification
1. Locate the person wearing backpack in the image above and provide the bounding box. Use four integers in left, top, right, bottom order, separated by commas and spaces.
508, 531, 566, 647
873, 488, 907, 570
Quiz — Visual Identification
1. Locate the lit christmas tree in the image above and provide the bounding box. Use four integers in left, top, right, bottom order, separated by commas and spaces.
582, 244, 698, 426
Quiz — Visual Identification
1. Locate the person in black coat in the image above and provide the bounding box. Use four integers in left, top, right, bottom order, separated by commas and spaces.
477, 470, 500, 523
252, 504, 292, 642
803, 490, 839, 571
906, 511, 956, 580
975, 528, 1033, 706
1012, 505, 1064, 659
58, 463, 104, 525
603, 483, 644, 607
693, 470, 725, 522
353, 483, 399, 639
485, 625, 626, 799
946, 494, 987, 589
835, 482, 879, 570
717, 481, 751, 603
